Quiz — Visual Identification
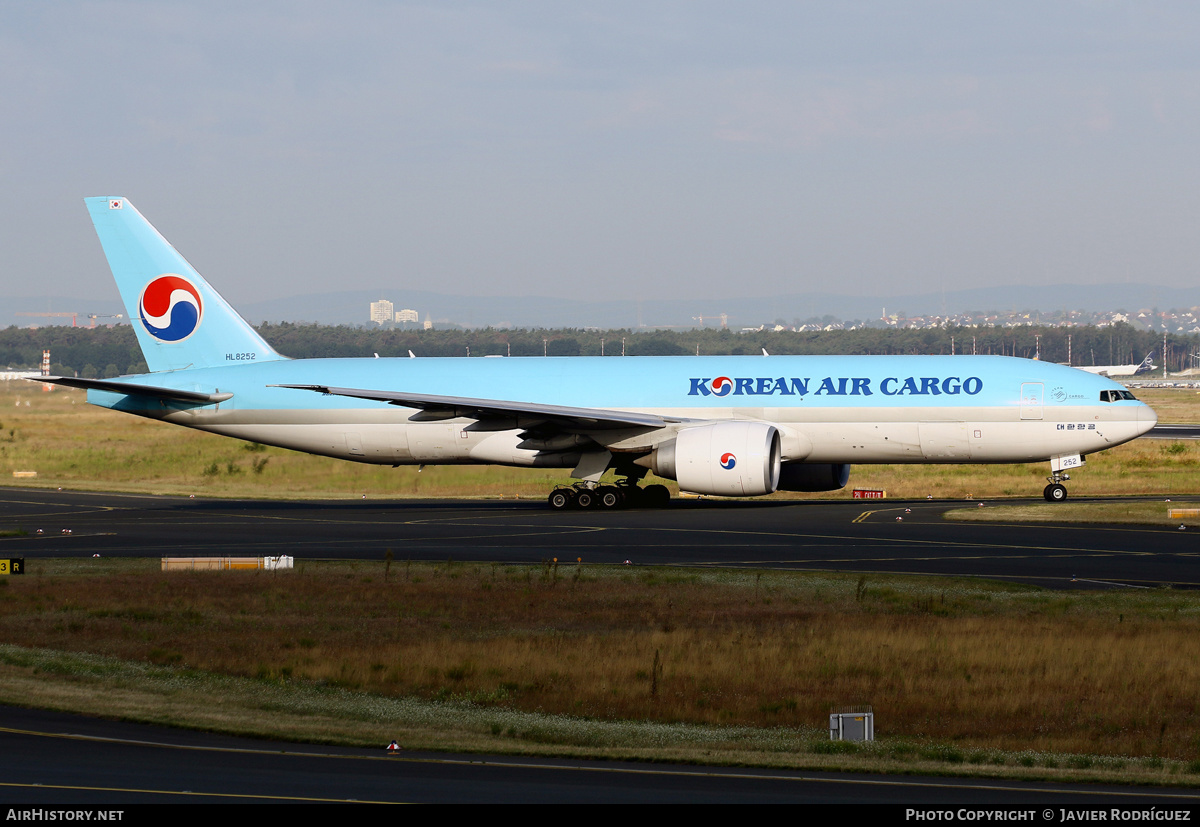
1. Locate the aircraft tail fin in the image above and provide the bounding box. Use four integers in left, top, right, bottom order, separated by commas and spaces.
84, 197, 285, 373
1134, 351, 1156, 375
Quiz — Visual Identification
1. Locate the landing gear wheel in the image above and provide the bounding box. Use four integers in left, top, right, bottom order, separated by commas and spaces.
574, 489, 598, 509
548, 489, 575, 510
597, 486, 623, 509
1043, 483, 1067, 503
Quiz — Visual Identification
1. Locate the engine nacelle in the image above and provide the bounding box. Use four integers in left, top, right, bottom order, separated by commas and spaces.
643, 422, 781, 496
777, 462, 851, 492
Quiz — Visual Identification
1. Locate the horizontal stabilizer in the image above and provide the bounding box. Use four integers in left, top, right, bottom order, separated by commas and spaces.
273, 384, 682, 429
34, 376, 233, 404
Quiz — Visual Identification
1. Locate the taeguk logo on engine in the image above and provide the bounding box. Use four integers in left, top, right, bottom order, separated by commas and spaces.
720, 452, 737, 470
139, 274, 203, 342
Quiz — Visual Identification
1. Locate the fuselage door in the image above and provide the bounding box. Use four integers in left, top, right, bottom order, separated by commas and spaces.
918, 421, 971, 459
1020, 383, 1044, 420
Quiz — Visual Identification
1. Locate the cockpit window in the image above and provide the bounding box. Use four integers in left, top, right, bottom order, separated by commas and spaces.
1100, 390, 1139, 402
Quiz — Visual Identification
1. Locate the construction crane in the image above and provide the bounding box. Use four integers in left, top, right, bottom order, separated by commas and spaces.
87, 313, 124, 328
691, 313, 729, 329
17, 311, 79, 326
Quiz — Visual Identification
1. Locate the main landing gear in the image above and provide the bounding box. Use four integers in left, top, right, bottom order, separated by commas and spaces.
547, 481, 672, 510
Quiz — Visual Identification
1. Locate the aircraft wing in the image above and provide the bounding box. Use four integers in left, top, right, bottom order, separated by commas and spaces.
32, 376, 233, 404
273, 384, 689, 431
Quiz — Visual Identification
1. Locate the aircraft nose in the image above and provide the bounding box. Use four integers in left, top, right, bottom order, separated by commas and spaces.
1137, 402, 1158, 436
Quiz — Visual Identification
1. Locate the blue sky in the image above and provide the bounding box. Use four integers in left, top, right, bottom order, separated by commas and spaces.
4, 1, 1200, 306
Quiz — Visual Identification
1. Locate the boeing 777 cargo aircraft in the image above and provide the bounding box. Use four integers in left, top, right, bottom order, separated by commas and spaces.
38, 198, 1158, 507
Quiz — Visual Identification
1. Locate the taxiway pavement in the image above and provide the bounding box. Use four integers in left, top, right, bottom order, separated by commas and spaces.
2, 488, 1196, 589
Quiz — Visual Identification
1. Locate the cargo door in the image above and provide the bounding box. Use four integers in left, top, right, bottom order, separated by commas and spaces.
918, 421, 971, 459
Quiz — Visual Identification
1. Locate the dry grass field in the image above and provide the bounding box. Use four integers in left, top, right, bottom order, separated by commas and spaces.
1, 383, 1197, 500
3, 560, 1200, 770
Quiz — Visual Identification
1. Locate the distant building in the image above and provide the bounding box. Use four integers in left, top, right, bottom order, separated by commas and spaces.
369, 299, 394, 325
395, 308, 419, 325
423, 313, 433, 331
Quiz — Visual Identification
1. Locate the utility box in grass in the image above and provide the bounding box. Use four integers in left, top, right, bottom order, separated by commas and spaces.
829, 707, 874, 741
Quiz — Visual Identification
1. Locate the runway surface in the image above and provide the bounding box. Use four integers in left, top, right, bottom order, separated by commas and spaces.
1147, 424, 1200, 439
2, 705, 1196, 805
2, 487, 1198, 589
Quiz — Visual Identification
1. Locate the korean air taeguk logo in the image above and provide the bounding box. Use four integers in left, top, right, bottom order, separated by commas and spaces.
710, 376, 733, 396
139, 275, 203, 342
720, 452, 736, 470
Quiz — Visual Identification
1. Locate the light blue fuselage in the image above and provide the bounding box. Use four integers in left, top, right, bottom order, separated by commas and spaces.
88, 354, 1155, 467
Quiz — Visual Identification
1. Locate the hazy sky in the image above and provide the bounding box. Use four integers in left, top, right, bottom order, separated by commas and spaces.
5, 1, 1200, 306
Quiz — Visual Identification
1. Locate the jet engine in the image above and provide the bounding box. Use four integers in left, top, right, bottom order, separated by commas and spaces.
777, 462, 851, 492
638, 422, 781, 496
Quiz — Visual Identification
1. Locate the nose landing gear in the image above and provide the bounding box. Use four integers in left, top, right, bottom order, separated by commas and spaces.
1043, 454, 1083, 502
1043, 471, 1070, 502
1043, 481, 1068, 502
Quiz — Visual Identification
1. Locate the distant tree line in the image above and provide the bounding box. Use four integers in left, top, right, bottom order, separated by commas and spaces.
0, 325, 147, 378
2, 321, 1197, 376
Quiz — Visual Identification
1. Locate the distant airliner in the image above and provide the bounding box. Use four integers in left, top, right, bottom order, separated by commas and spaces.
1077, 352, 1157, 378
38, 198, 1158, 506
